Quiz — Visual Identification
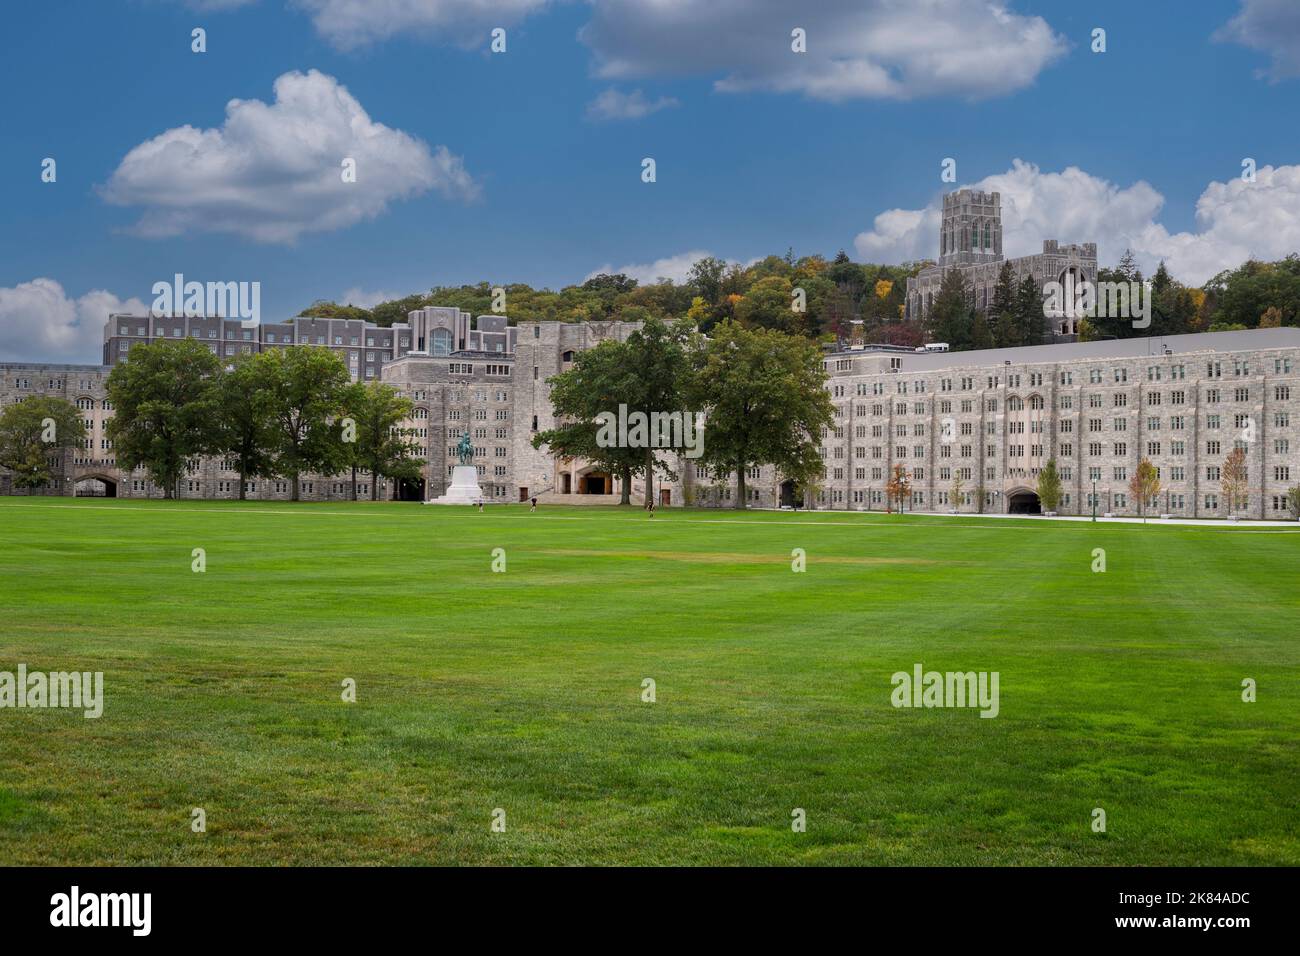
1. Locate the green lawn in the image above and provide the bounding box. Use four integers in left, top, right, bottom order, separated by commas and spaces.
0, 497, 1296, 865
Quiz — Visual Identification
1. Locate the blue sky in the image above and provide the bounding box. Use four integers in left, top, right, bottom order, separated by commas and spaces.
2, 0, 1299, 361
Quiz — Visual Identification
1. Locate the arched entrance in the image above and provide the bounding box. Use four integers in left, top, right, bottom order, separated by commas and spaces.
1007, 489, 1041, 514
74, 474, 116, 498
779, 479, 803, 509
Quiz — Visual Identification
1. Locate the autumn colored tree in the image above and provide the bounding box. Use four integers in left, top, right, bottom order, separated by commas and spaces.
1221, 446, 1248, 515
1128, 458, 1161, 521
885, 463, 912, 514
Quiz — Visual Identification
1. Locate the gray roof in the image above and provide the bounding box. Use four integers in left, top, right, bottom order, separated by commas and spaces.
834, 327, 1300, 372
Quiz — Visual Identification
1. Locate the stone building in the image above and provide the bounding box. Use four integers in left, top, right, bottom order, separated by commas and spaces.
3, 315, 1298, 519
906, 189, 1098, 340
805, 327, 1300, 519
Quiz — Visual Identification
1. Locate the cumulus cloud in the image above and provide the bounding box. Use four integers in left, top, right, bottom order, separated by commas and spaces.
1216, 0, 1300, 80
579, 0, 1068, 101
290, 0, 548, 50
0, 280, 147, 364
585, 88, 679, 121
100, 69, 478, 245
853, 160, 1300, 285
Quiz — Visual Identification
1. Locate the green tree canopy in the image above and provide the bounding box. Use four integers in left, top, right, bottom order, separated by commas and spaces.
0, 396, 85, 489
689, 320, 833, 510
252, 347, 353, 501
105, 339, 222, 498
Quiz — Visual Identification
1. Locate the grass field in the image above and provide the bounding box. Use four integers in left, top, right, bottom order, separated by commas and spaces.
0, 497, 1296, 866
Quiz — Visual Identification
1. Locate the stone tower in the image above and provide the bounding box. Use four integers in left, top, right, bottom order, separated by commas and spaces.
938, 189, 1003, 268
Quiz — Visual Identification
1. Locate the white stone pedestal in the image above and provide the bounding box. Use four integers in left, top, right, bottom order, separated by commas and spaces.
425, 465, 484, 505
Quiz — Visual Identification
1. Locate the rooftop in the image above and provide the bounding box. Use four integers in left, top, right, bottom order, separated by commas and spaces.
830, 327, 1300, 372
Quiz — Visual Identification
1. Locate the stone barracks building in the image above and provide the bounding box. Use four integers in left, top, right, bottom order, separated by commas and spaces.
1, 311, 1298, 519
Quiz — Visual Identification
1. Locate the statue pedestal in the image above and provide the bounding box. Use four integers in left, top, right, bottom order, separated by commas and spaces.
425, 465, 484, 505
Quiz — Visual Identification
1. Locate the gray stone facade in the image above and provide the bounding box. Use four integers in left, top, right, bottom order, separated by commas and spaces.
906, 189, 1098, 341
808, 328, 1300, 519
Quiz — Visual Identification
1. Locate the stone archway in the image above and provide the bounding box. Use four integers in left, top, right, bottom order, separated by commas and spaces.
779, 479, 803, 509
74, 474, 117, 498
1007, 488, 1041, 514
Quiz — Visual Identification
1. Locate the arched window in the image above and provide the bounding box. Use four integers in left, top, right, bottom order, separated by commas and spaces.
983, 221, 992, 249
431, 328, 452, 355
1029, 395, 1045, 410
414, 407, 428, 420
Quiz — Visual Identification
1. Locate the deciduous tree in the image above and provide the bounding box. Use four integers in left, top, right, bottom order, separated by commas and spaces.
690, 321, 833, 510
0, 396, 85, 489
105, 339, 221, 498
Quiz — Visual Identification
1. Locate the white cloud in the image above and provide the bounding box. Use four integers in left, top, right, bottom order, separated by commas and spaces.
853, 160, 1300, 285
339, 287, 404, 309
222, 2, 1063, 101
1216, 0, 1300, 80
585, 250, 756, 285
579, 0, 1068, 101
100, 69, 478, 245
0, 280, 147, 364
290, 0, 549, 50
585, 88, 679, 121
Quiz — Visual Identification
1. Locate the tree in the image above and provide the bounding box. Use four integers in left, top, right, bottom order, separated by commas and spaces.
1286, 485, 1300, 521
734, 275, 795, 332
1036, 458, 1063, 513
344, 381, 424, 501
970, 312, 994, 351
993, 310, 1018, 349
213, 355, 277, 500
252, 347, 353, 501
949, 471, 964, 513
927, 268, 973, 349
1221, 446, 1248, 516
690, 321, 833, 510
885, 464, 911, 514
105, 339, 221, 498
626, 317, 699, 506
0, 397, 85, 489
1014, 274, 1043, 346
1129, 458, 1161, 521
990, 261, 1017, 319
687, 257, 727, 306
